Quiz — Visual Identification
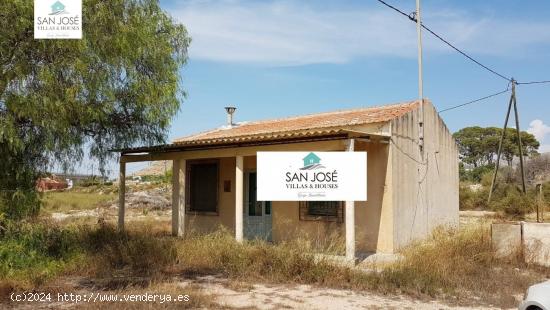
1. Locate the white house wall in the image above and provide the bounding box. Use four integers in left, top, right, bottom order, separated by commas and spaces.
390, 101, 459, 251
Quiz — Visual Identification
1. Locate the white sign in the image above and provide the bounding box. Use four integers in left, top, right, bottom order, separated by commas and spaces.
257, 151, 367, 201
34, 0, 82, 39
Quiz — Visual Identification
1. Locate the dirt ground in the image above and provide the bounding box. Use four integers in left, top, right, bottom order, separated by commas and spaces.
181, 275, 510, 310
6, 275, 512, 310
32, 191, 521, 309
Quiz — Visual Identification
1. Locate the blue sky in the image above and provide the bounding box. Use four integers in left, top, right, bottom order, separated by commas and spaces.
115, 0, 550, 175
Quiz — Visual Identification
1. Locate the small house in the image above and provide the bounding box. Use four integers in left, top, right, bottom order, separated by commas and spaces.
303, 152, 321, 167
116, 100, 459, 259
51, 1, 65, 14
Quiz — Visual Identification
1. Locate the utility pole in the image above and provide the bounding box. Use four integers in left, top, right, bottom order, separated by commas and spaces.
488, 80, 527, 203
416, 0, 424, 153
513, 84, 527, 193
536, 183, 544, 223
415, 0, 428, 236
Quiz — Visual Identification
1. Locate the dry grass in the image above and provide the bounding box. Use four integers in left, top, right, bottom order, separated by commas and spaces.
82, 223, 549, 307
41, 191, 116, 213
375, 225, 546, 307
459, 178, 548, 218
1, 220, 549, 308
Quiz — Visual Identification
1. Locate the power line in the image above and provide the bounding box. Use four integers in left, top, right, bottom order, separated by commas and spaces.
375, 0, 512, 82
438, 88, 510, 113
375, 0, 409, 18
419, 24, 512, 82
516, 80, 550, 85
375, 0, 550, 109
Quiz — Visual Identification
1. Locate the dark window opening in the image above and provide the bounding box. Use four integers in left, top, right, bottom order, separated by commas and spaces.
307, 201, 339, 217
299, 201, 343, 222
187, 161, 218, 214
265, 201, 271, 215
248, 172, 262, 216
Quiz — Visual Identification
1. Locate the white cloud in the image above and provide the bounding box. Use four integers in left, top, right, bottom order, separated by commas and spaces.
171, 1, 415, 64
528, 119, 550, 153
528, 119, 550, 142
169, 1, 550, 65
540, 144, 550, 153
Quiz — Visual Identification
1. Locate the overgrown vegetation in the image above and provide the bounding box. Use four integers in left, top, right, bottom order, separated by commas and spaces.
42, 192, 116, 213
0, 220, 85, 287
379, 225, 543, 306
455, 126, 547, 217
459, 163, 494, 182
1, 221, 547, 308
459, 166, 549, 217
460, 182, 545, 216
77, 176, 113, 187
138, 169, 173, 184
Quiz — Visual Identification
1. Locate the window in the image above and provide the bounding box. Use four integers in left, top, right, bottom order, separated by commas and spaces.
299, 201, 343, 222
248, 172, 261, 216
265, 201, 271, 215
307, 201, 339, 217
186, 160, 219, 214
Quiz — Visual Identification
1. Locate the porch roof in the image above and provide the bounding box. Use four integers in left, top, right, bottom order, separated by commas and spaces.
116, 100, 419, 154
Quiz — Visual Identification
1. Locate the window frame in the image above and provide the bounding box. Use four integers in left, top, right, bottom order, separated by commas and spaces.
185, 159, 220, 216
299, 201, 344, 222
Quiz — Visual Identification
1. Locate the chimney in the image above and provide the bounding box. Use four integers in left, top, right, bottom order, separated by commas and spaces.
224, 106, 236, 127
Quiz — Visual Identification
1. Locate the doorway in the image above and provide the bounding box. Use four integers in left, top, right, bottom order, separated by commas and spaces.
244, 172, 272, 241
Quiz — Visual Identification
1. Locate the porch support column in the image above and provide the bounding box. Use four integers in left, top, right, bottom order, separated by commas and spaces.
235, 155, 244, 242
345, 138, 356, 261
118, 160, 126, 231
172, 159, 186, 237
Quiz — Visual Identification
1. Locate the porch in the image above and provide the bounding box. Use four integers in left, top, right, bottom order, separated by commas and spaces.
117, 133, 392, 260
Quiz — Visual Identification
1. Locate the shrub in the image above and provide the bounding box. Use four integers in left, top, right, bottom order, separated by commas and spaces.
490, 186, 536, 217
78, 177, 105, 187
462, 164, 494, 183
140, 173, 172, 184
484, 182, 537, 217
459, 168, 543, 216
83, 224, 178, 278
0, 220, 85, 286
479, 167, 516, 187
374, 225, 543, 307
0, 190, 41, 220
1, 220, 548, 308
459, 185, 488, 210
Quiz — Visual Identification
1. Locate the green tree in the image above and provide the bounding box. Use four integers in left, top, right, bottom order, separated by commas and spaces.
453, 126, 496, 167
454, 126, 539, 168
0, 0, 190, 218
500, 128, 540, 166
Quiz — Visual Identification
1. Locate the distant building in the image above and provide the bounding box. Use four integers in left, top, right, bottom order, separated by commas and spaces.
48, 173, 108, 185
36, 176, 67, 192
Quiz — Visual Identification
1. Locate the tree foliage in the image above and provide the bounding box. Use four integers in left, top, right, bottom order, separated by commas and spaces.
0, 0, 190, 218
453, 126, 539, 168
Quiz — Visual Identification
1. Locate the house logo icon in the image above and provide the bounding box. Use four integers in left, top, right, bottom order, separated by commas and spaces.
300, 152, 325, 170
49, 1, 67, 15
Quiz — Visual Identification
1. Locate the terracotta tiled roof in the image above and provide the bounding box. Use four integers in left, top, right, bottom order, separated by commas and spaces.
173, 100, 420, 145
